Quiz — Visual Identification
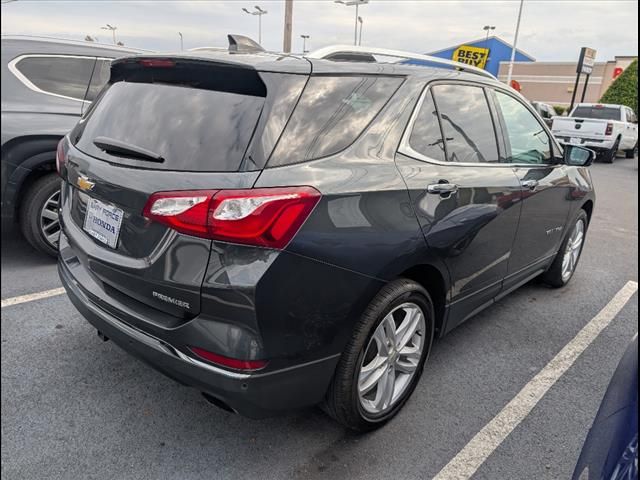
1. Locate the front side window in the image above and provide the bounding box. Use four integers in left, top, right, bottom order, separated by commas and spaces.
431, 84, 499, 163
13, 56, 96, 101
495, 91, 552, 164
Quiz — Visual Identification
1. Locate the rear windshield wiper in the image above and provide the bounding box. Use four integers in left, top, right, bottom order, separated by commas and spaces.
93, 136, 164, 163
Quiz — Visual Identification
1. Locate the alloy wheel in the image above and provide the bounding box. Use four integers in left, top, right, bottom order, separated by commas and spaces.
39, 189, 61, 249
358, 302, 426, 415
561, 218, 585, 282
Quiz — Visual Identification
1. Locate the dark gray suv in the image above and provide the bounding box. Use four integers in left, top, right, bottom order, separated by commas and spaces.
58, 44, 596, 430
1, 36, 145, 256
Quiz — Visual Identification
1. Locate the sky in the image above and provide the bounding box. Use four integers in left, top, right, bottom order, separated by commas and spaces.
1, 0, 638, 62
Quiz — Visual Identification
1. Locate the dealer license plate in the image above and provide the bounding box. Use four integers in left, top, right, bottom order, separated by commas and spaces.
83, 197, 124, 249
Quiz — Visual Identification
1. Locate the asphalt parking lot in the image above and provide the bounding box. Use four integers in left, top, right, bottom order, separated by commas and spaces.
1, 156, 638, 480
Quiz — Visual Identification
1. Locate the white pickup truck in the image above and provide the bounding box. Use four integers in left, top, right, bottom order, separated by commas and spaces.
551, 103, 638, 163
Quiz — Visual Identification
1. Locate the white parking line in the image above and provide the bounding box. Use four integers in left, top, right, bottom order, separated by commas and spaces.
1, 287, 66, 308
433, 280, 638, 480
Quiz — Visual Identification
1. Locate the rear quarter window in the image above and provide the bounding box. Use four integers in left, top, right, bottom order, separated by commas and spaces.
11, 55, 96, 101
268, 75, 403, 167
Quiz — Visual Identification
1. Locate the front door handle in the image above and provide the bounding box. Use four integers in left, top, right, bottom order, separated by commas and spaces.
521, 179, 538, 190
427, 183, 459, 195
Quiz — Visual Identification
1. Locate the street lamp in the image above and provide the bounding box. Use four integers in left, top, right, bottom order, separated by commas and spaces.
178, 32, 183, 51
334, 0, 369, 46
300, 34, 310, 54
357, 16, 363, 46
483, 25, 495, 47
100, 24, 117, 45
242, 5, 268, 45
506, 0, 525, 86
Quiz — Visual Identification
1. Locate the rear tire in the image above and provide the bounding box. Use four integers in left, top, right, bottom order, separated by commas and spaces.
541, 210, 588, 288
603, 138, 620, 163
19, 173, 61, 257
322, 279, 434, 431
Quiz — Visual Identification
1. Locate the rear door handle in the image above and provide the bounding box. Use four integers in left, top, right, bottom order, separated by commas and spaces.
521, 180, 538, 190
427, 183, 459, 195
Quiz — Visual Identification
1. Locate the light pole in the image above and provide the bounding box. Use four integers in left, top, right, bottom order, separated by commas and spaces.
178, 32, 183, 50
300, 34, 310, 54
357, 16, 363, 46
483, 25, 495, 48
506, 0, 525, 86
242, 5, 268, 45
334, 0, 369, 46
101, 24, 117, 45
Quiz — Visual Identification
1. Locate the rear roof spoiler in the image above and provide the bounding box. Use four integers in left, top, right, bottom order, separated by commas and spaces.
307, 45, 496, 79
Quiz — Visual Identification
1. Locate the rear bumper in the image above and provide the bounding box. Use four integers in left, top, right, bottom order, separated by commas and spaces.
555, 136, 616, 151
58, 254, 340, 418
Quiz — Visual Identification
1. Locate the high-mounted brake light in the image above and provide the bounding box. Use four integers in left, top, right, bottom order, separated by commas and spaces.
142, 187, 321, 249
605, 123, 614, 136
56, 137, 67, 176
138, 58, 176, 68
189, 346, 267, 371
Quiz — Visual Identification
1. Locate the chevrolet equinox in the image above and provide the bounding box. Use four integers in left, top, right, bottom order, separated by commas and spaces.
58, 43, 596, 431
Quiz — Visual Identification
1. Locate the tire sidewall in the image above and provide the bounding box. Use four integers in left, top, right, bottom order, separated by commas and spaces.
351, 287, 434, 425
20, 173, 61, 257
558, 210, 589, 285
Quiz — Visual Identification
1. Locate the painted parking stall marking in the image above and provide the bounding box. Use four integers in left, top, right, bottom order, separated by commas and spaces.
1, 287, 66, 308
433, 280, 638, 480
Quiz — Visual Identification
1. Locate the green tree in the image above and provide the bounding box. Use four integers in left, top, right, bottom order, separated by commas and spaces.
600, 59, 638, 114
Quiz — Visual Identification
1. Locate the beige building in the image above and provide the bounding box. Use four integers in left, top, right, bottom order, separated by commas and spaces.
497, 56, 637, 107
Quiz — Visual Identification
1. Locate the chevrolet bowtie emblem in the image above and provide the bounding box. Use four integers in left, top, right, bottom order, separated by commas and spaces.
76, 176, 95, 191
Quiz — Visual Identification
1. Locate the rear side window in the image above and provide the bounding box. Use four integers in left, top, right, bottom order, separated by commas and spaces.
407, 90, 446, 162
431, 84, 499, 163
85, 59, 111, 102
268, 75, 402, 167
73, 81, 264, 172
12, 56, 95, 101
572, 106, 621, 121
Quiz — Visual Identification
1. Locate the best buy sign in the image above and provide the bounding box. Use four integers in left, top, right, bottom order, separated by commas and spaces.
452, 45, 490, 69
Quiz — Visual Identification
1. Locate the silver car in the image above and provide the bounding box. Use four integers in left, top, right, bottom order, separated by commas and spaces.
1, 35, 146, 256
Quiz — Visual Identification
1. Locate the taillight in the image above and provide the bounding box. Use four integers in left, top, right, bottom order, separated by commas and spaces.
605, 123, 614, 136
56, 137, 67, 176
189, 346, 267, 371
142, 186, 321, 249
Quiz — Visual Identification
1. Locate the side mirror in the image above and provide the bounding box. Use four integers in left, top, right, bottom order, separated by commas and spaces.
564, 145, 595, 167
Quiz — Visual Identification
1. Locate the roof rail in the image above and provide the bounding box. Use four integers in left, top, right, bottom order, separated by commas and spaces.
306, 45, 496, 80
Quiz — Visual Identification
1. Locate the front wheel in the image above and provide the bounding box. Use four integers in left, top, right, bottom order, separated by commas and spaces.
624, 142, 637, 159
322, 279, 434, 431
541, 210, 588, 288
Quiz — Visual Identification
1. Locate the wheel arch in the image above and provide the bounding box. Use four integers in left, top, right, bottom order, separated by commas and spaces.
2, 135, 61, 221
581, 199, 594, 224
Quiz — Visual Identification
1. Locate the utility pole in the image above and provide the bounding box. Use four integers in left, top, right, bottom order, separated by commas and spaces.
283, 0, 293, 53
506, 0, 524, 86
334, 0, 369, 46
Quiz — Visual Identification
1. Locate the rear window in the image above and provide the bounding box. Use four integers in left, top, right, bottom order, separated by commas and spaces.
73, 81, 265, 172
268, 75, 403, 167
572, 106, 621, 121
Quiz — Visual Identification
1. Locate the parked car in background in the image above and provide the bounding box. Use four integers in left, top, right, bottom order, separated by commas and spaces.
531, 101, 558, 127
573, 335, 638, 480
552, 103, 638, 163
1, 36, 146, 256
58, 43, 596, 431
